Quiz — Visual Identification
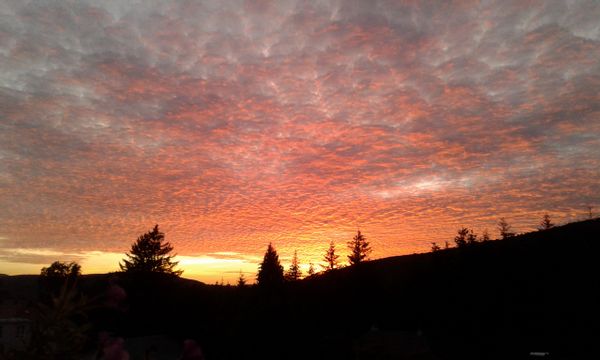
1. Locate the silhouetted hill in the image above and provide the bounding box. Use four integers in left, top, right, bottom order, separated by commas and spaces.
0, 274, 39, 302
294, 218, 600, 359
2, 219, 598, 359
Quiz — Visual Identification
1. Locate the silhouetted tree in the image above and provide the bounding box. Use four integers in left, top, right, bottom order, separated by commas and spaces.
285, 250, 302, 281
307, 263, 315, 276
454, 228, 469, 248
467, 229, 478, 245
237, 271, 246, 287
323, 241, 340, 270
444, 241, 451, 249
257, 243, 284, 287
40, 261, 81, 297
431, 242, 441, 252
119, 224, 182, 275
539, 214, 554, 230
482, 229, 490, 241
587, 205, 594, 219
498, 218, 515, 239
348, 230, 371, 265
40, 261, 81, 282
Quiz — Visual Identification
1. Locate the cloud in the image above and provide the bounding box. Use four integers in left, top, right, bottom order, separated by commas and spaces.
1, 0, 599, 278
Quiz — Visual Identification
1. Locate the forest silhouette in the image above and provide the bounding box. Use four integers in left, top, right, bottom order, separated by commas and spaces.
1, 217, 599, 359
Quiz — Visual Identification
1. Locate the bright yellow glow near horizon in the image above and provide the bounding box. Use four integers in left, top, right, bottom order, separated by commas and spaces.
0, 250, 269, 284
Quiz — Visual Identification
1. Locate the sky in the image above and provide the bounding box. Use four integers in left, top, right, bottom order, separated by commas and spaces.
1, 0, 599, 283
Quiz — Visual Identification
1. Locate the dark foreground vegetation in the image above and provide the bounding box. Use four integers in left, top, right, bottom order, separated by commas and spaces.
1, 219, 599, 359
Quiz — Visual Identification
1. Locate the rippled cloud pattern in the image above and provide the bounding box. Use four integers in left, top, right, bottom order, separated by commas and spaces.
1, 1, 599, 279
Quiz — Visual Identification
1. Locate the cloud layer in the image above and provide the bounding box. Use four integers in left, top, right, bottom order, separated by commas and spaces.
1, 1, 599, 280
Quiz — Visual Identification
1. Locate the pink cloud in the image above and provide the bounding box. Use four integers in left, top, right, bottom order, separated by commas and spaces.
1, 0, 599, 280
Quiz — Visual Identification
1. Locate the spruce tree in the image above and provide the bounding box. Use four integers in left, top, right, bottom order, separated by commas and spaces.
237, 271, 247, 287
481, 229, 490, 241
307, 263, 315, 276
285, 250, 302, 281
498, 218, 515, 239
454, 227, 469, 248
539, 214, 554, 230
323, 241, 340, 270
257, 243, 284, 287
347, 230, 371, 266
120, 225, 182, 275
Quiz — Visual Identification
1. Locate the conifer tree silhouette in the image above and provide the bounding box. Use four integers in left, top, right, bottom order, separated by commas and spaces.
454, 228, 469, 248
498, 218, 515, 239
539, 214, 554, 230
237, 271, 247, 287
120, 224, 182, 275
323, 240, 340, 270
285, 250, 302, 281
307, 263, 315, 276
257, 243, 284, 287
481, 229, 491, 241
347, 230, 371, 265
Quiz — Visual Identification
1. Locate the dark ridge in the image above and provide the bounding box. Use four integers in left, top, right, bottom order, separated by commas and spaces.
1, 218, 598, 359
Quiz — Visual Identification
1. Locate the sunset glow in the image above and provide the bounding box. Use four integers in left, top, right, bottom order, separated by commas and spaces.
1, 1, 599, 283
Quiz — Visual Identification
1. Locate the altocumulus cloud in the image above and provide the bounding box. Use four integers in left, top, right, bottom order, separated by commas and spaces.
1, 0, 599, 274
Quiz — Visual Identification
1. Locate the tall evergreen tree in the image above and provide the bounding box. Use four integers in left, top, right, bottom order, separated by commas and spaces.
237, 271, 247, 287
347, 230, 371, 266
323, 241, 340, 271
481, 229, 491, 241
120, 225, 182, 275
539, 214, 554, 230
285, 250, 302, 281
454, 227, 469, 248
257, 243, 285, 287
498, 218, 515, 239
307, 263, 315, 276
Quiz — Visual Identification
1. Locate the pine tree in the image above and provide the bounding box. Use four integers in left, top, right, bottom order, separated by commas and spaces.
431, 242, 441, 252
347, 230, 372, 266
307, 263, 315, 276
237, 271, 247, 287
481, 229, 490, 241
454, 227, 469, 248
539, 214, 554, 230
285, 250, 302, 281
257, 243, 284, 287
323, 241, 340, 271
119, 225, 182, 275
498, 218, 515, 239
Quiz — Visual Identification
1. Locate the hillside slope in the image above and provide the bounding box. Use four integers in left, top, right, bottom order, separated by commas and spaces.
2, 219, 598, 359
